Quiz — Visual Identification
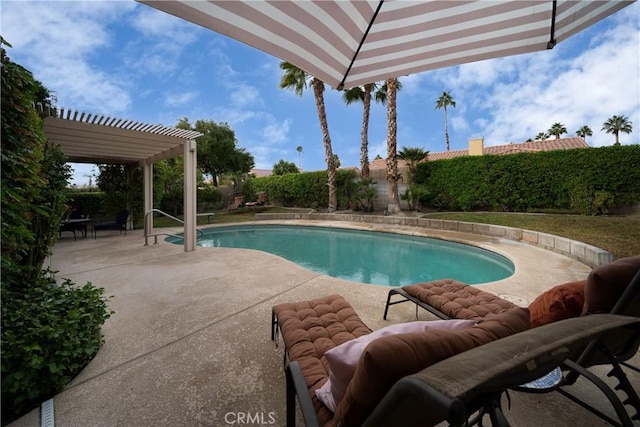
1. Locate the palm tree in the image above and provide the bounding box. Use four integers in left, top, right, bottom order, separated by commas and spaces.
296, 145, 303, 170
576, 126, 593, 143
535, 132, 549, 141
280, 62, 337, 211
435, 91, 456, 152
602, 115, 633, 145
398, 146, 428, 184
332, 154, 341, 169
343, 81, 401, 178
386, 77, 401, 213
548, 123, 568, 139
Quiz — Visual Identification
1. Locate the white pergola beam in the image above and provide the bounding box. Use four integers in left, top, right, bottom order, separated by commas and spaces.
39, 105, 203, 252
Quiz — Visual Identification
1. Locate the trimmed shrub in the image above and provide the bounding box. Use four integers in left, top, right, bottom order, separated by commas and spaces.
416, 145, 640, 214
243, 169, 356, 209
65, 191, 105, 219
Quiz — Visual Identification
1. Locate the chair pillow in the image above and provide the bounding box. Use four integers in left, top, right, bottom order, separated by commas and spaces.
314, 319, 476, 412
528, 280, 586, 328
333, 307, 530, 426
583, 255, 640, 315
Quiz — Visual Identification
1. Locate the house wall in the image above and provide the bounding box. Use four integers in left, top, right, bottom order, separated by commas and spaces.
367, 167, 410, 211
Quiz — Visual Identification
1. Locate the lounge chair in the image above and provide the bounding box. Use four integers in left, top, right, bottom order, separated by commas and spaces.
274, 294, 639, 426
227, 195, 244, 210
360, 314, 640, 427
383, 255, 640, 426
93, 209, 129, 238
245, 191, 267, 207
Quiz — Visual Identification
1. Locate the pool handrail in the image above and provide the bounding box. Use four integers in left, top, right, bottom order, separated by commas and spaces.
144, 208, 204, 246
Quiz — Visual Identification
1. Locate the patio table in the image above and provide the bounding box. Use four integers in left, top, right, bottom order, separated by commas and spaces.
59, 218, 91, 240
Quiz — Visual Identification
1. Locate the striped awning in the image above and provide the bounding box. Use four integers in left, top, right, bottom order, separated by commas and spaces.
137, 0, 634, 90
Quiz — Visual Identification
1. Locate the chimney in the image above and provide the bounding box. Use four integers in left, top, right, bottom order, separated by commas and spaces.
469, 137, 484, 156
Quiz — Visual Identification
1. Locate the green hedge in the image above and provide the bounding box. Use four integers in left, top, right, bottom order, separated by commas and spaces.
65, 191, 105, 219
243, 169, 356, 209
415, 145, 640, 214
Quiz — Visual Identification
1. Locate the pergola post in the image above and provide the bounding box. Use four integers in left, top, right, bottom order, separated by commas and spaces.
143, 161, 153, 239
183, 139, 197, 252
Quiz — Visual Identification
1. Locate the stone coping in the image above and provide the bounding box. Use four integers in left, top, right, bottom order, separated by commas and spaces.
255, 212, 613, 267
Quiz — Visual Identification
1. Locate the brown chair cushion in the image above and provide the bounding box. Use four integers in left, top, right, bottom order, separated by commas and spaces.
403, 279, 518, 320
583, 256, 640, 315
273, 294, 371, 427
528, 280, 586, 328
333, 307, 530, 426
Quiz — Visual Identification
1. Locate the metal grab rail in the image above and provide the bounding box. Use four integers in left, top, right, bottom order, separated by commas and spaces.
144, 208, 204, 246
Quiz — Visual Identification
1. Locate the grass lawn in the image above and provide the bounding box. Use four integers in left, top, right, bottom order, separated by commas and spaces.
424, 212, 640, 259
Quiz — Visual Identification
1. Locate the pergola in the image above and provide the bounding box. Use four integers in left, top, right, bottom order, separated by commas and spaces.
39, 104, 203, 252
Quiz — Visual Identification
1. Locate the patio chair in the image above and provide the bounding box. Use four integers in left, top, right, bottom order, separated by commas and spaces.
382, 255, 640, 426
93, 209, 129, 238
227, 195, 244, 210
58, 207, 89, 240
245, 191, 267, 207
359, 314, 640, 427
512, 266, 640, 426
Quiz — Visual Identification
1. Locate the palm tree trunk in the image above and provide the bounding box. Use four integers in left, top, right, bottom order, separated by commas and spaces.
444, 106, 450, 152
312, 78, 337, 211
386, 78, 401, 213
360, 84, 372, 178
615, 131, 620, 145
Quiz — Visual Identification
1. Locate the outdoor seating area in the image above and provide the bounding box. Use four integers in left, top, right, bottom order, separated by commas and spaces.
274, 256, 640, 426
92, 209, 129, 238
14, 221, 637, 427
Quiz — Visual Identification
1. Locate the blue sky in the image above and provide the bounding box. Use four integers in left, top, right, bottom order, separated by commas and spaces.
2, 1, 639, 186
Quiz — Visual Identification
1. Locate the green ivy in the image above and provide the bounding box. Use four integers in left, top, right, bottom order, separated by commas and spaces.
1, 41, 113, 424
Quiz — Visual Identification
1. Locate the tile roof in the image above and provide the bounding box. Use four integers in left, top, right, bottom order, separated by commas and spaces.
250, 169, 272, 177
370, 137, 589, 168
369, 158, 409, 170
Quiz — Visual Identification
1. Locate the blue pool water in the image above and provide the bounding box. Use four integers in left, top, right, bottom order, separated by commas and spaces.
166, 225, 514, 286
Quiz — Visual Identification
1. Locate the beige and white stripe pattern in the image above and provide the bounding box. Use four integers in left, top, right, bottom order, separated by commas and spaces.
138, 1, 634, 90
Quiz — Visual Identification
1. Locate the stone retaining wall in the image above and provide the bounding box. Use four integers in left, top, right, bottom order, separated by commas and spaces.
255, 212, 613, 267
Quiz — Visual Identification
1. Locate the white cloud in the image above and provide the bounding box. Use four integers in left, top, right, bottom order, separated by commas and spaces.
230, 84, 264, 109
164, 91, 198, 108
261, 119, 291, 144
2, 1, 135, 114
369, 138, 388, 160
463, 7, 639, 147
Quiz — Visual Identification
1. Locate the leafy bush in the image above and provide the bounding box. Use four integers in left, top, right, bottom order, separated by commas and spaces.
243, 169, 356, 209
198, 185, 225, 211
416, 145, 640, 214
353, 178, 378, 212
1, 278, 112, 423
1, 41, 113, 424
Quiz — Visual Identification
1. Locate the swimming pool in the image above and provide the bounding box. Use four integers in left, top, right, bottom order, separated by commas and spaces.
166, 225, 514, 286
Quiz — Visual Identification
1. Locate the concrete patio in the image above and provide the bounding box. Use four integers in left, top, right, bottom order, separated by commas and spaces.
10, 219, 638, 426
